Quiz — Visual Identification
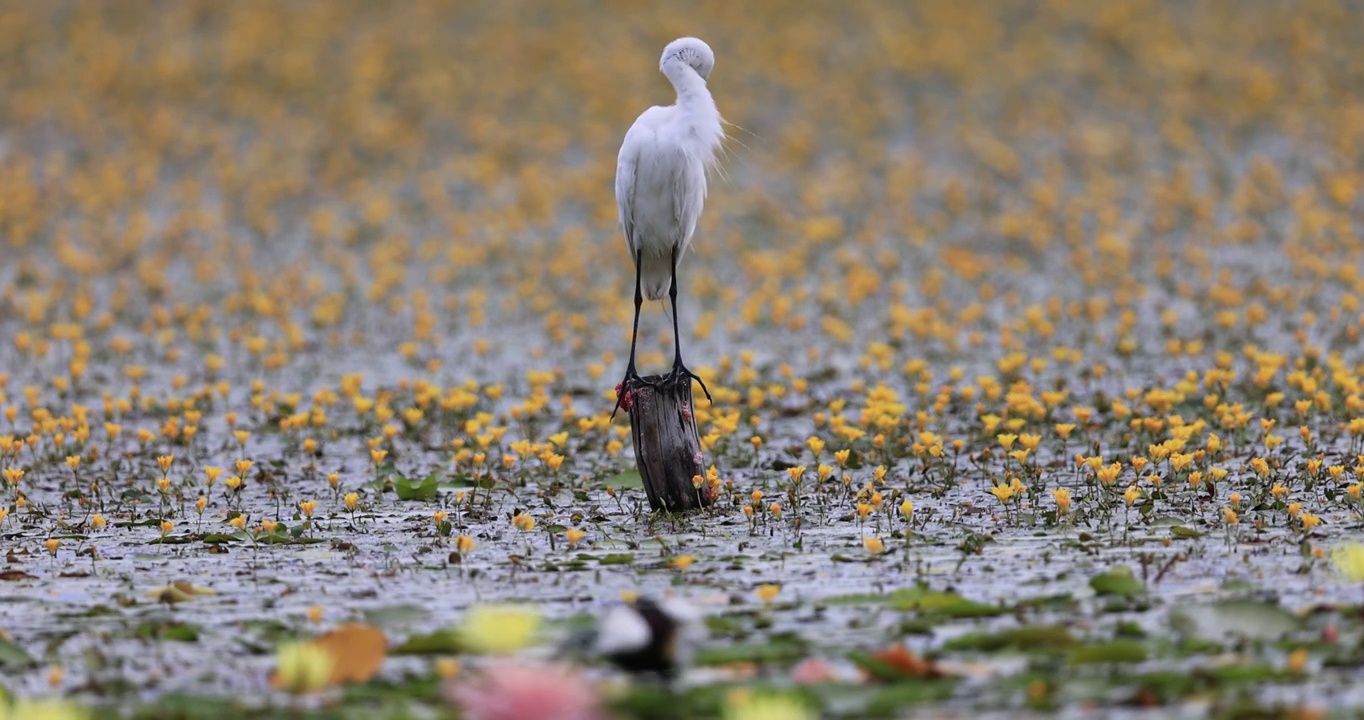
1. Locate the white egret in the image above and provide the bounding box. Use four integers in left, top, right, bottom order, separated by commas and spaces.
612, 37, 725, 418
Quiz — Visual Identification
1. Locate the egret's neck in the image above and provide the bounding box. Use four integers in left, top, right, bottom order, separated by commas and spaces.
662, 61, 711, 108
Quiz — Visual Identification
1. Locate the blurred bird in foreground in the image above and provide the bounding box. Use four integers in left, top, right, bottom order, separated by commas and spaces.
563, 595, 705, 682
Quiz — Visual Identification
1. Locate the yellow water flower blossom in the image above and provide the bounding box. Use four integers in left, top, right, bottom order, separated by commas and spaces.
0, 699, 90, 720
756, 583, 781, 604
1330, 543, 1364, 582
722, 691, 815, 720
273, 641, 335, 694
1051, 488, 1071, 514
459, 603, 541, 654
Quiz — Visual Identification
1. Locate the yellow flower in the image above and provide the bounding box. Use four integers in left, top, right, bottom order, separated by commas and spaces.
564, 528, 585, 546
806, 436, 825, 455
863, 536, 885, 554
229, 516, 247, 529
456, 534, 476, 554
1286, 647, 1308, 675
900, 499, 914, 517
755, 583, 781, 604
344, 492, 359, 511
996, 433, 1018, 449
370, 449, 388, 465
1300, 512, 1321, 529
512, 512, 536, 532
722, 690, 815, 720
156, 455, 174, 474
45, 538, 59, 555
1222, 507, 1239, 525
459, 604, 541, 654
1095, 462, 1121, 486
234, 459, 254, 476
1050, 488, 1071, 514
272, 641, 335, 694
91, 514, 106, 530
670, 555, 695, 571
300, 500, 318, 518
65, 456, 80, 470
1330, 543, 1364, 582
159, 520, 174, 537
990, 483, 1014, 504
785, 466, 806, 483
0, 699, 90, 720
204, 466, 223, 485
1123, 486, 1140, 506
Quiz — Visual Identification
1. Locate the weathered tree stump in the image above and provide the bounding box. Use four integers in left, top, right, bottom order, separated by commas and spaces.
619, 376, 712, 513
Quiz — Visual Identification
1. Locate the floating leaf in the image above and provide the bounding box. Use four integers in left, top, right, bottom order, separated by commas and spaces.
0, 635, 35, 670
605, 469, 644, 489
362, 604, 431, 628
1089, 566, 1145, 597
1169, 600, 1300, 642
393, 471, 441, 501
941, 625, 1079, 652
694, 633, 808, 667
134, 621, 200, 642
1068, 640, 1147, 665
391, 628, 463, 655
597, 553, 635, 566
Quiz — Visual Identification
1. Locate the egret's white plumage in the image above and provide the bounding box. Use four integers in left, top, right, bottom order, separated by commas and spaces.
611, 37, 723, 415
615, 37, 725, 301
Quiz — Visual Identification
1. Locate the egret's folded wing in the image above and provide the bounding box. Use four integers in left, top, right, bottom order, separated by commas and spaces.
616, 134, 641, 259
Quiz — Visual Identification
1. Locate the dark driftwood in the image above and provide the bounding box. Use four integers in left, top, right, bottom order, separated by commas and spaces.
623, 376, 711, 513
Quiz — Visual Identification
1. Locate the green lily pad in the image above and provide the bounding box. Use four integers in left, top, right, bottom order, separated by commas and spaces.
392, 628, 464, 655
393, 471, 441, 501
363, 604, 431, 628
133, 621, 200, 642
1169, 600, 1300, 642
694, 632, 807, 666
0, 636, 35, 670
1090, 565, 1145, 597
1068, 640, 1147, 665
606, 470, 644, 489
941, 625, 1079, 652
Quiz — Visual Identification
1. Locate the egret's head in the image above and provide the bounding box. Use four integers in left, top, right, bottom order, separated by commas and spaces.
660, 37, 715, 80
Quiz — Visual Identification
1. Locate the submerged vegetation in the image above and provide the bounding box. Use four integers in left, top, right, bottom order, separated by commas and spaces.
1, 0, 1364, 716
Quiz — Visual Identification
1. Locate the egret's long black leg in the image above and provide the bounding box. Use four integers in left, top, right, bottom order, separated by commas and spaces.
667, 244, 712, 404
612, 249, 650, 419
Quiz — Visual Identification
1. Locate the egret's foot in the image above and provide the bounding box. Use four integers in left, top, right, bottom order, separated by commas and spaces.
662, 362, 712, 404
612, 369, 659, 419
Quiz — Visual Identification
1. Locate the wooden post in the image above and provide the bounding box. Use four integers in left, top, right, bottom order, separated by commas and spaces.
620, 376, 712, 513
